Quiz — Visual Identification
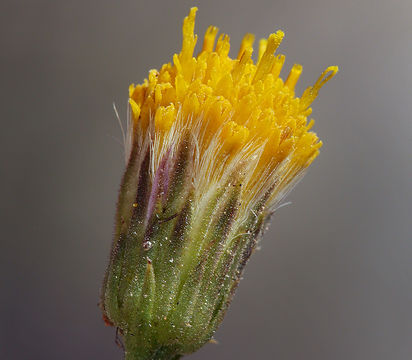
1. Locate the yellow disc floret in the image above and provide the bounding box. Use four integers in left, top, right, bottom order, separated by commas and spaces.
128, 7, 337, 209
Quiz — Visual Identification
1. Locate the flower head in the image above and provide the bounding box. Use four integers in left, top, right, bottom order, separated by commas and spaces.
101, 7, 337, 360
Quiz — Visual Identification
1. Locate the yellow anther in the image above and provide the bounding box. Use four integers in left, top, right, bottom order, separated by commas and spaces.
285, 64, 303, 90
129, 99, 141, 122
258, 38, 267, 63
254, 30, 284, 83
237, 33, 255, 60
201, 26, 219, 53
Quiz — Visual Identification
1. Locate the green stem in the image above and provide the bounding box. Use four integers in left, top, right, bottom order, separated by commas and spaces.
124, 334, 182, 360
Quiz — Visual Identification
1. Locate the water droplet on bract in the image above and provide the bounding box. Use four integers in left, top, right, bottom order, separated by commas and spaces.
143, 241, 152, 251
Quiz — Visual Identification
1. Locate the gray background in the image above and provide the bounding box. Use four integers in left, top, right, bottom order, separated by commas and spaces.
1, 0, 411, 359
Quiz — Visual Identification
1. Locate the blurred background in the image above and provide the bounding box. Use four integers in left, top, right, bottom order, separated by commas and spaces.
1, 0, 411, 359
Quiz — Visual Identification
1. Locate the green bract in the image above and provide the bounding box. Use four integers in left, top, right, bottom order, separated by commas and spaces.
101, 136, 267, 360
